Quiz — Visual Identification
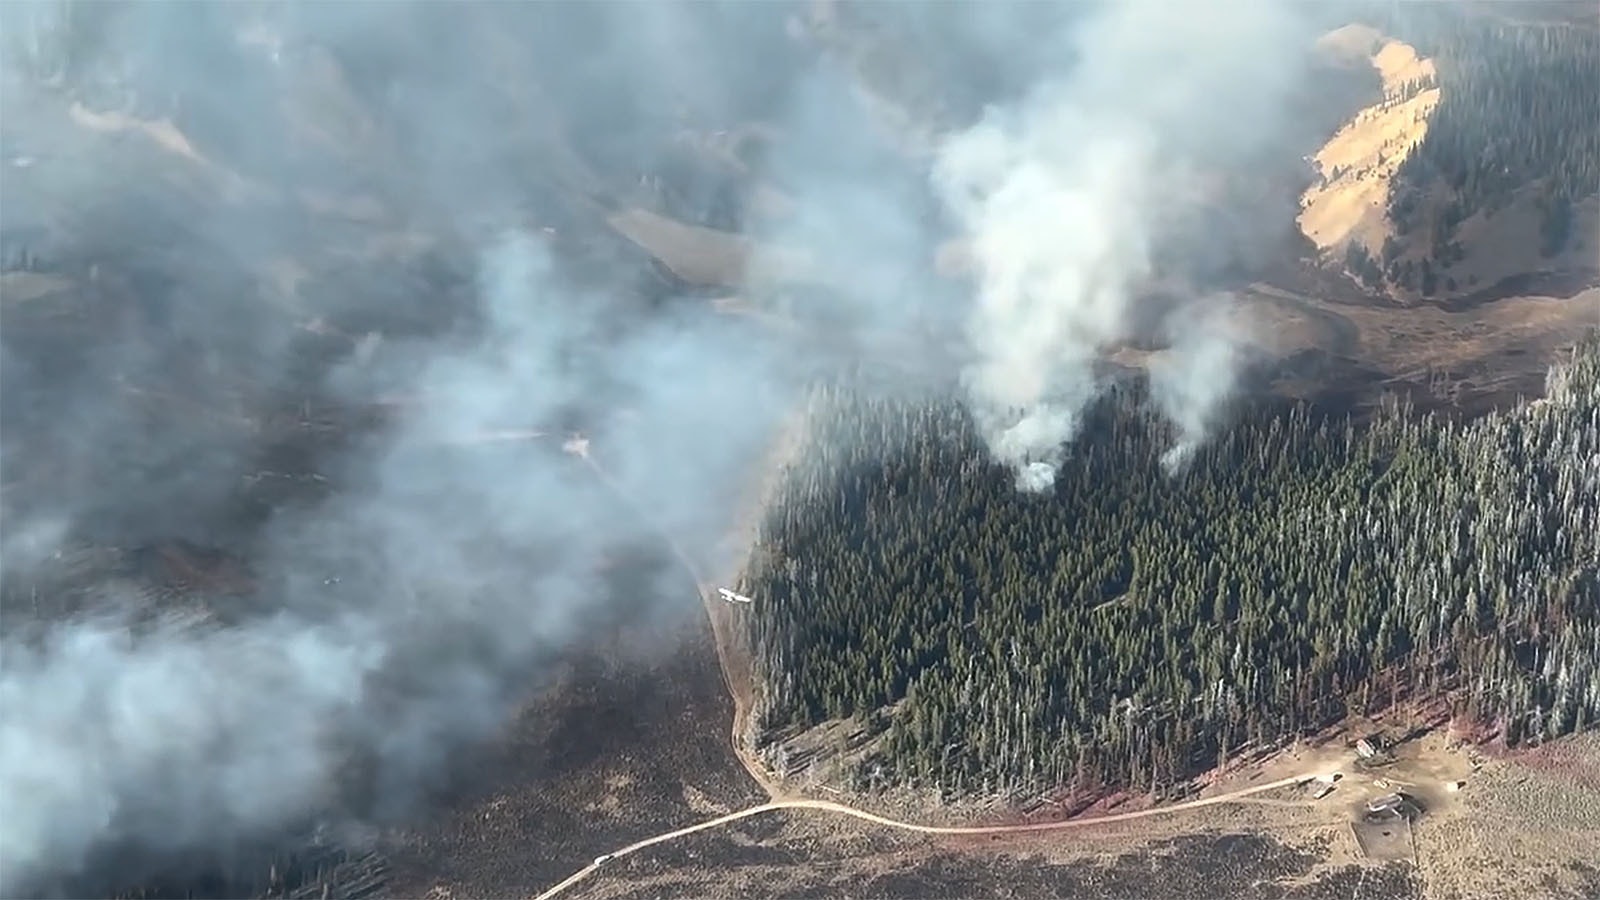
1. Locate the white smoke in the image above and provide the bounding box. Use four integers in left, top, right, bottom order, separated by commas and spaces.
929, 0, 1308, 490
0, 614, 384, 889
1151, 297, 1249, 474
935, 108, 1153, 490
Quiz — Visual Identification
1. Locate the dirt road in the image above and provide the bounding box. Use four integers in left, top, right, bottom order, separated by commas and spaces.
530, 772, 1330, 900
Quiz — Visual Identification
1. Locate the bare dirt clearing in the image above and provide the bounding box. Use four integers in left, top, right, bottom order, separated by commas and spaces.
1242, 283, 1599, 412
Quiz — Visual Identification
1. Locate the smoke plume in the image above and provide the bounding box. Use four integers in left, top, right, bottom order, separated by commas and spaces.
0, 0, 1329, 892
930, 0, 1313, 490
1150, 297, 1250, 474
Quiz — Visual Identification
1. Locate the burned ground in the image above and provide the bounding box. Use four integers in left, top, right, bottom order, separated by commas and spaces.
81, 587, 756, 900
378, 611, 764, 899
574, 820, 1422, 900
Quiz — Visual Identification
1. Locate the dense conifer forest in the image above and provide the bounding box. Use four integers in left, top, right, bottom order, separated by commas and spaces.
739, 336, 1600, 800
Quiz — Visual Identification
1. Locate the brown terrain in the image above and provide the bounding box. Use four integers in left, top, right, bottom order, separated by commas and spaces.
1299, 26, 1442, 260
5, 7, 1599, 900
568, 729, 1600, 900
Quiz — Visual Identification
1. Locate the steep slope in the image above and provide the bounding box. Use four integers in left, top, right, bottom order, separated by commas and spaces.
1297, 26, 1439, 264
1299, 16, 1600, 304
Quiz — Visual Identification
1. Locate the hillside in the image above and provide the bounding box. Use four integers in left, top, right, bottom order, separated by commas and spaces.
603, 10, 1599, 356
3, 3, 1598, 897
1300, 14, 1600, 304
1298, 27, 1440, 264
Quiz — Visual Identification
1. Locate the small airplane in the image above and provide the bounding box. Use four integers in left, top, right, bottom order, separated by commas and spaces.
717, 587, 754, 605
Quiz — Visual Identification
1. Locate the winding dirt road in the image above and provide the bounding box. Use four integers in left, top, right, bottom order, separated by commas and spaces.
530, 772, 1329, 900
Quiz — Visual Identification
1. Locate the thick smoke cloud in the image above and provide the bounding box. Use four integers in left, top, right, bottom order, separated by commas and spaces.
929, 0, 1315, 490
0, 0, 1328, 892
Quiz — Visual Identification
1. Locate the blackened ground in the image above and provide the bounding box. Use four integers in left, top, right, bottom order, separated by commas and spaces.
64, 542, 745, 900
604, 829, 1423, 900
377, 608, 764, 898
856, 834, 1418, 900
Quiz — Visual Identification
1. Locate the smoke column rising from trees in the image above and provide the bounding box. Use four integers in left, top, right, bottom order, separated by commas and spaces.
929, 0, 1310, 489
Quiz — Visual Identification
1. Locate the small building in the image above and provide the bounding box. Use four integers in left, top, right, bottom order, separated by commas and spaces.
1367, 792, 1405, 815
1353, 735, 1397, 768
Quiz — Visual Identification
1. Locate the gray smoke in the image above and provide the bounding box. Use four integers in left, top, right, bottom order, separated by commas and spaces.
1150, 297, 1251, 474
929, 0, 1316, 490
0, 4, 800, 891
0, 218, 759, 892
0, 0, 1333, 892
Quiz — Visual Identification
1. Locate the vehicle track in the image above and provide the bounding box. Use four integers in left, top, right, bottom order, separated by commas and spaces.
529, 773, 1329, 900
